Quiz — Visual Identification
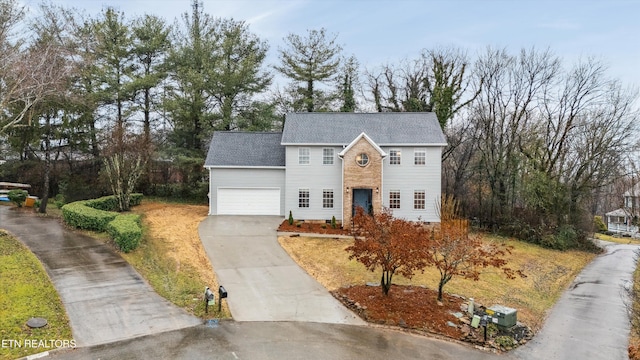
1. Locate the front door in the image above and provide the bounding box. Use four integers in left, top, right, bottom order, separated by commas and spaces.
352, 189, 373, 216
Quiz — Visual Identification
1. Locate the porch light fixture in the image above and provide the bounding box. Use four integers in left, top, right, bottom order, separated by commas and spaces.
376, 187, 379, 193
346, 187, 350, 193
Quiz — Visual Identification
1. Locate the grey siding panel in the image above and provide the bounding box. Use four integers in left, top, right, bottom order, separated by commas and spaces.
285, 146, 343, 221
209, 168, 285, 216
382, 147, 442, 222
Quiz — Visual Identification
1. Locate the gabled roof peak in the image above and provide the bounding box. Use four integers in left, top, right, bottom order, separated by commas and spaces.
338, 132, 387, 158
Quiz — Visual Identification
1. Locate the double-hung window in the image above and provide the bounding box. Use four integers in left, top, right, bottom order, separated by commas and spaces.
323, 148, 334, 165
414, 190, 425, 210
323, 189, 334, 208
414, 149, 426, 165
389, 149, 401, 165
389, 190, 401, 209
299, 148, 310, 165
299, 189, 310, 208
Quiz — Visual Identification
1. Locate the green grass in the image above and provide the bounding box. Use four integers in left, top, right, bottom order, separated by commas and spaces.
594, 232, 640, 245
0, 231, 73, 360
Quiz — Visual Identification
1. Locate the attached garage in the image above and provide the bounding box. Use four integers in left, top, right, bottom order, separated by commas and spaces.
217, 188, 281, 215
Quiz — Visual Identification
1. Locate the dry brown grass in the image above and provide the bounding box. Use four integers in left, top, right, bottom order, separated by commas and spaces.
278, 234, 596, 331
126, 201, 228, 317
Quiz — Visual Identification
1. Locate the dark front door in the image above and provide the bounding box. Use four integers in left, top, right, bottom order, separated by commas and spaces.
352, 189, 373, 216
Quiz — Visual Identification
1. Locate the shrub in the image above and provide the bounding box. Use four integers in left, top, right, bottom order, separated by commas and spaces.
289, 211, 294, 225
61, 202, 117, 232
84, 193, 143, 212
106, 214, 142, 253
593, 216, 607, 233
8, 190, 27, 207
331, 215, 337, 229
54, 194, 65, 209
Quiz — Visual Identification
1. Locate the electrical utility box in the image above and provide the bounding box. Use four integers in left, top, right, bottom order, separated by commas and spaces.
486, 305, 517, 328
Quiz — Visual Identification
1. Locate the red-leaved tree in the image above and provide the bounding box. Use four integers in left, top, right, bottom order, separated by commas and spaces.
429, 196, 525, 301
347, 207, 427, 295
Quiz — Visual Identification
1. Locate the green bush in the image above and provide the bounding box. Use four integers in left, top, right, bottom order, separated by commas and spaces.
8, 189, 27, 207
594, 216, 607, 233
288, 210, 294, 225
106, 214, 142, 253
62, 195, 144, 252
331, 215, 337, 229
54, 194, 65, 209
84, 193, 144, 212
61, 202, 117, 232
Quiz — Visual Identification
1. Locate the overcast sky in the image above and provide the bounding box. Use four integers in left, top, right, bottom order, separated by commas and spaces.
21, 0, 640, 89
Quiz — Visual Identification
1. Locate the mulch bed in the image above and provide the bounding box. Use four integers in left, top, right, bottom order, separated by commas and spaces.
332, 284, 464, 339
278, 220, 351, 235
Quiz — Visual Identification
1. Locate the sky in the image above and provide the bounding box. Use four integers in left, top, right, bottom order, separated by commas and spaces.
20, 0, 640, 89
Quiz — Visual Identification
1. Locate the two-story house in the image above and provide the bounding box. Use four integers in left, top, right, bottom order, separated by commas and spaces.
605, 183, 640, 235
204, 112, 446, 228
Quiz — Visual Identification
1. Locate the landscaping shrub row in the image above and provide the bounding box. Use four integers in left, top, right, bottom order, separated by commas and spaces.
61, 194, 143, 253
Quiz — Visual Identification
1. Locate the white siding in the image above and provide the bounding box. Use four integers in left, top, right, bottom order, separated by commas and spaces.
284, 146, 343, 221
382, 146, 442, 222
208, 168, 285, 215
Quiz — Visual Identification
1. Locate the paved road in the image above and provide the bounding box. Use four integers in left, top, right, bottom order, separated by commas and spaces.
48, 322, 505, 360
198, 215, 364, 324
0, 207, 201, 347
513, 241, 638, 360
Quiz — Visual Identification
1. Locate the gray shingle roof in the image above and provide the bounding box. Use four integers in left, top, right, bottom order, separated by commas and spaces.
205, 132, 285, 167
281, 112, 446, 145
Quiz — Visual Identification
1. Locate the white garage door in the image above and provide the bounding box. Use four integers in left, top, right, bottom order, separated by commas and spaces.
217, 188, 281, 215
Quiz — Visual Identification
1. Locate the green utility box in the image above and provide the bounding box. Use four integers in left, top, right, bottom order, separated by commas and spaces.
486, 305, 517, 328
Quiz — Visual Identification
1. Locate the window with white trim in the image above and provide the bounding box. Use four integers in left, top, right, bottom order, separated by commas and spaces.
299, 189, 309, 208
389, 149, 401, 165
389, 190, 400, 209
298, 148, 310, 165
323, 189, 334, 208
414, 149, 426, 165
323, 148, 334, 165
414, 190, 425, 210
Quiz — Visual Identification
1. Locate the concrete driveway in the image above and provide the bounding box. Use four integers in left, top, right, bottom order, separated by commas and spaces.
198, 215, 364, 324
514, 240, 638, 360
0, 207, 201, 347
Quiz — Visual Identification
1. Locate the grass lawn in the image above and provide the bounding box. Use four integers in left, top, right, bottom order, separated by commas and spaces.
594, 232, 640, 245
126, 201, 229, 318
0, 230, 73, 360
279, 233, 597, 331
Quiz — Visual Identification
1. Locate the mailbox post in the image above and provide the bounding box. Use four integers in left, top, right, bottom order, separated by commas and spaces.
218, 286, 227, 313
204, 287, 215, 314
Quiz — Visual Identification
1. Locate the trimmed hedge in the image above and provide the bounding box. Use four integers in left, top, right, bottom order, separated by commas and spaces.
61, 202, 117, 232
61, 194, 144, 252
106, 214, 142, 253
85, 193, 144, 212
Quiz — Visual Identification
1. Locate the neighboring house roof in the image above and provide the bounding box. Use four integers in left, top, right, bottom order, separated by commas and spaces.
204, 131, 285, 167
281, 112, 447, 145
606, 208, 634, 217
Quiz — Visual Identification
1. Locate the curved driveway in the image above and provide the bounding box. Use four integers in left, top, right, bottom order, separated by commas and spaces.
514, 241, 637, 360
0, 207, 201, 347
198, 215, 364, 324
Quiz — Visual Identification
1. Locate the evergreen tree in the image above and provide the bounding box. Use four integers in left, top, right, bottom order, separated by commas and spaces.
275, 28, 342, 112
212, 19, 271, 131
